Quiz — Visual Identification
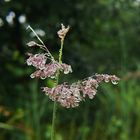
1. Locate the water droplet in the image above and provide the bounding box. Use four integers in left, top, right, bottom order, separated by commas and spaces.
50, 75, 56, 79
27, 41, 37, 47
105, 78, 109, 83
27, 60, 32, 66
111, 80, 118, 85
89, 94, 94, 99
27, 62, 32, 66
41, 76, 46, 80
64, 70, 69, 74
39, 65, 45, 70
30, 74, 35, 78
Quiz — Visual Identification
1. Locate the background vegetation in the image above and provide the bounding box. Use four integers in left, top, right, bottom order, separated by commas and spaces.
0, 0, 140, 140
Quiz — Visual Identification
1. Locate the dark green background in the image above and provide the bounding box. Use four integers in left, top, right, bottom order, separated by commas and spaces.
0, 0, 140, 140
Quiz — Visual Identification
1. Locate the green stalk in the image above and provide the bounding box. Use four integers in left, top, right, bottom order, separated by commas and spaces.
51, 78, 58, 140
59, 39, 64, 64
51, 38, 64, 140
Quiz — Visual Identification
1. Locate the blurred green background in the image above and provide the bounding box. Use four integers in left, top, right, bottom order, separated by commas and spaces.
0, 0, 140, 140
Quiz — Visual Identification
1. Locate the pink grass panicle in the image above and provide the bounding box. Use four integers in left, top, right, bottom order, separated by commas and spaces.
26, 50, 72, 79
42, 83, 82, 108
57, 24, 70, 40
26, 24, 120, 108
27, 53, 47, 70
42, 74, 120, 108
27, 59, 72, 79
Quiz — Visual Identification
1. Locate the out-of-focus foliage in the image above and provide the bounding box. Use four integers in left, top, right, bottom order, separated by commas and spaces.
0, 0, 140, 140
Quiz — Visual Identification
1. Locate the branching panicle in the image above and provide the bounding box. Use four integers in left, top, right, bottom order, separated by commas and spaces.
26, 24, 120, 109
42, 74, 120, 108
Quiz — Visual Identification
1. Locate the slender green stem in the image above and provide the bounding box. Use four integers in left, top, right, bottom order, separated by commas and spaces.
51, 101, 57, 139
27, 25, 54, 61
51, 38, 64, 140
51, 75, 59, 140
59, 39, 64, 64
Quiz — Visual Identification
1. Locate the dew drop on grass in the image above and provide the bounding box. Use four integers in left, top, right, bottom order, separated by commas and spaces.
27, 41, 37, 47
27, 60, 32, 66
64, 70, 69, 74
50, 76, 55, 79
41, 76, 46, 80
47, 53, 50, 56
111, 80, 118, 85
30, 74, 35, 78
105, 78, 109, 83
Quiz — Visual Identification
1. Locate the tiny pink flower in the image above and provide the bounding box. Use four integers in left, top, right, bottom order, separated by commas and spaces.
57, 24, 70, 40
81, 78, 98, 99
61, 63, 72, 74
27, 53, 47, 70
